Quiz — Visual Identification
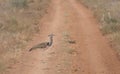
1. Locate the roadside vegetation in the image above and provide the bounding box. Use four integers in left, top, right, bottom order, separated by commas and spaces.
0, 0, 51, 73
77, 0, 120, 53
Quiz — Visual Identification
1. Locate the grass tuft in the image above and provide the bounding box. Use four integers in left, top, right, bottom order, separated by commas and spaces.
101, 24, 120, 35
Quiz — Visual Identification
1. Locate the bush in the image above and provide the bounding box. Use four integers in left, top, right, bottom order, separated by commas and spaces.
10, 0, 28, 8
101, 24, 120, 35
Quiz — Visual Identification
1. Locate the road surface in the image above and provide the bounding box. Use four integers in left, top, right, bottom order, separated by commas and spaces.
8, 0, 120, 74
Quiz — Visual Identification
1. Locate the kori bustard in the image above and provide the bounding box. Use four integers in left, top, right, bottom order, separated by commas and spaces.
29, 34, 55, 51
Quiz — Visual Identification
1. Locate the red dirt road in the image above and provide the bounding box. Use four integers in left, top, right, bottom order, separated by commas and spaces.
8, 0, 120, 74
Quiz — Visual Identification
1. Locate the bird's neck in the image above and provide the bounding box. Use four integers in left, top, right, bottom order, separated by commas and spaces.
48, 37, 53, 46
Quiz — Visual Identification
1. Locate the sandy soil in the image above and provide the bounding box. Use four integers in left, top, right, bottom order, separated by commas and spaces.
7, 0, 120, 74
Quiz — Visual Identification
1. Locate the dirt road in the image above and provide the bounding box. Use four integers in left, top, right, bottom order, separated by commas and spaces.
8, 0, 120, 74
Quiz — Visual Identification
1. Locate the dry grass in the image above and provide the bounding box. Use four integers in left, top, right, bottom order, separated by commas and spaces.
77, 0, 120, 53
62, 32, 77, 55
0, 0, 51, 73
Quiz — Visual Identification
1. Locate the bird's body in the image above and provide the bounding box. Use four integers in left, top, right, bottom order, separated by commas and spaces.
29, 34, 54, 52
29, 42, 49, 51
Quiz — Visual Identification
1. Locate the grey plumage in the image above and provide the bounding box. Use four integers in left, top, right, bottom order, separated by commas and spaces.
29, 34, 54, 51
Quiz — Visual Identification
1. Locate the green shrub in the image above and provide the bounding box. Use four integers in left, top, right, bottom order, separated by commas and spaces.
10, 0, 28, 8
101, 24, 120, 35
105, 17, 118, 24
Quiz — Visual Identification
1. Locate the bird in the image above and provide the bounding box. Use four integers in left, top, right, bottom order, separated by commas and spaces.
29, 34, 55, 51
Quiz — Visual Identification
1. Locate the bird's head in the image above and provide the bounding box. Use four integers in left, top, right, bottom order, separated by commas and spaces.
48, 34, 55, 37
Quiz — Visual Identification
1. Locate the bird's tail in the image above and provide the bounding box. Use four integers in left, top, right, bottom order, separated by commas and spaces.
29, 47, 36, 52
29, 48, 33, 52
29, 46, 38, 52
